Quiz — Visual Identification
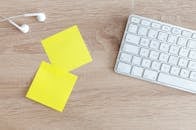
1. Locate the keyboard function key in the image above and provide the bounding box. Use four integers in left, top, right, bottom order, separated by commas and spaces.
151, 22, 161, 29
131, 66, 144, 77
162, 25, 171, 32
141, 20, 151, 26
172, 28, 182, 35
180, 69, 190, 78
161, 64, 171, 73
131, 17, 140, 24
125, 34, 140, 44
123, 44, 140, 54
143, 69, 158, 80
117, 62, 132, 74
182, 30, 192, 38
120, 53, 132, 63
128, 24, 138, 33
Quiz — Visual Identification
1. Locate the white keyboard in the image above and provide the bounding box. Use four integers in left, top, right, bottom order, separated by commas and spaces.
114, 14, 196, 93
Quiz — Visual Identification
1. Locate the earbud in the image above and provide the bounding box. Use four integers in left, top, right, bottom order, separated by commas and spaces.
24, 13, 46, 22
8, 19, 29, 33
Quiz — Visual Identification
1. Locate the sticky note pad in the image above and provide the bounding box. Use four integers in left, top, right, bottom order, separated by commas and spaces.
26, 61, 78, 112
41, 25, 92, 72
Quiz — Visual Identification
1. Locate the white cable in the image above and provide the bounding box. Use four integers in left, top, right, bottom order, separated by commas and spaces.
0, 15, 24, 22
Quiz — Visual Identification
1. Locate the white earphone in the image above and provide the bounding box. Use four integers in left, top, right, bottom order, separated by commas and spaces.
0, 12, 46, 33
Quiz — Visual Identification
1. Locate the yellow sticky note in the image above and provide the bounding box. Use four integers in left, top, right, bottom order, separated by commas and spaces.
26, 61, 78, 112
41, 25, 92, 72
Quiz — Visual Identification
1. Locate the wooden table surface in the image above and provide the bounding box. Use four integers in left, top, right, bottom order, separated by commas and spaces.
1, 0, 196, 130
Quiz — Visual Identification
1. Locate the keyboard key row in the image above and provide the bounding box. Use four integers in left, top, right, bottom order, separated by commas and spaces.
125, 34, 196, 59
130, 16, 196, 39
127, 24, 196, 48
120, 48, 196, 71
117, 61, 196, 81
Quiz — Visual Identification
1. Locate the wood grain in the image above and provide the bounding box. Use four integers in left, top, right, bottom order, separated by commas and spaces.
0, 0, 196, 130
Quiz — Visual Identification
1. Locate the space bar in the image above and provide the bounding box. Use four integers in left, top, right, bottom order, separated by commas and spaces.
157, 73, 196, 93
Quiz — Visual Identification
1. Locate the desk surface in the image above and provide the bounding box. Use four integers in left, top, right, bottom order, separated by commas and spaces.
1, 0, 196, 130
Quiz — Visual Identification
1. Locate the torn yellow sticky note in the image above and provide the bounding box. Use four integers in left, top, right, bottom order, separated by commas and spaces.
41, 25, 92, 72
26, 61, 78, 112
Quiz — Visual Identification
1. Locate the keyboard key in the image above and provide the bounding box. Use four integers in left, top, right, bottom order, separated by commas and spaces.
140, 48, 150, 57
179, 48, 189, 57
182, 31, 192, 38
138, 27, 148, 36
192, 33, 196, 39
125, 34, 140, 44
172, 28, 181, 35
177, 37, 188, 46
160, 43, 169, 52
151, 61, 161, 71
188, 61, 196, 70
152, 22, 161, 29
180, 69, 190, 78
159, 53, 169, 62
170, 66, 180, 76
149, 51, 159, 60
141, 20, 151, 26
169, 45, 180, 55
167, 35, 178, 43
131, 66, 144, 77
158, 73, 196, 92
190, 72, 196, 80
131, 17, 140, 24
140, 38, 150, 47
168, 56, 178, 65
161, 64, 171, 73
188, 40, 196, 49
128, 24, 138, 33
150, 40, 160, 49
178, 58, 188, 68
132, 56, 142, 65
142, 59, 151, 68
158, 32, 168, 41
189, 51, 196, 60
117, 62, 131, 74
123, 44, 140, 54
143, 69, 158, 80
148, 29, 158, 39
162, 25, 171, 32
120, 53, 132, 63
